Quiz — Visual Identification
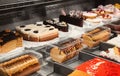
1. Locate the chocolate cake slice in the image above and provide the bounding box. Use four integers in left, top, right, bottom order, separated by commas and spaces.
59, 15, 83, 27
43, 19, 68, 32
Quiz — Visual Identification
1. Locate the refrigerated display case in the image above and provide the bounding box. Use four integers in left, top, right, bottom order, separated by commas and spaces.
0, 0, 120, 76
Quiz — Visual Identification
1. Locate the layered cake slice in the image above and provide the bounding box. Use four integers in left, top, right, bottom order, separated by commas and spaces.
43, 19, 68, 32
16, 24, 59, 42
0, 29, 23, 54
59, 10, 83, 27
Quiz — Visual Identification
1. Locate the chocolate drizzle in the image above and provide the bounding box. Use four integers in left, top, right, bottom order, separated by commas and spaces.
36, 24, 42, 26
20, 25, 25, 28
49, 28, 54, 30
33, 30, 39, 33
45, 25, 51, 27
25, 29, 31, 31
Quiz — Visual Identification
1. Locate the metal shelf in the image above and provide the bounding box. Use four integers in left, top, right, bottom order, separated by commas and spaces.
0, 0, 76, 11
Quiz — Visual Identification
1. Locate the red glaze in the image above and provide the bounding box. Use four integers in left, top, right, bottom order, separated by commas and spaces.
76, 58, 120, 76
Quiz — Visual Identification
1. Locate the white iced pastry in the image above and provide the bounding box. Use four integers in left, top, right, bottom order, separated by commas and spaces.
100, 47, 120, 62
86, 18, 102, 23
83, 12, 97, 18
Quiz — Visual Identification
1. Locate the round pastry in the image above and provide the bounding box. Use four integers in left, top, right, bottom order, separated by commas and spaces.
16, 24, 59, 42
86, 18, 101, 23
83, 12, 97, 19
93, 9, 106, 15
104, 5, 114, 14
102, 14, 111, 19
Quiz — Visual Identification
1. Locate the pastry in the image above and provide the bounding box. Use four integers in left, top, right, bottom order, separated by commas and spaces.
0, 29, 23, 54
82, 27, 111, 48
100, 47, 120, 62
82, 12, 97, 19
43, 19, 69, 32
68, 70, 90, 76
86, 18, 101, 24
115, 3, 120, 9
0, 54, 40, 76
104, 4, 114, 14
16, 24, 59, 42
59, 10, 83, 27
93, 9, 106, 16
50, 38, 83, 63
101, 14, 111, 19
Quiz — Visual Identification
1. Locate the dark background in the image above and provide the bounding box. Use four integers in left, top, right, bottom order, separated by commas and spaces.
0, 0, 120, 31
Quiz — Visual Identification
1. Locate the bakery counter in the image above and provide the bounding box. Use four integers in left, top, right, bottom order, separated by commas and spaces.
21, 21, 85, 49
21, 18, 119, 49
45, 51, 95, 76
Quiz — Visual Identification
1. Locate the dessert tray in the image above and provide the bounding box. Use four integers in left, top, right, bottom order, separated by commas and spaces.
22, 16, 119, 48
82, 42, 120, 63
23, 23, 85, 48
1, 4, 120, 76
36, 45, 120, 76
34, 45, 96, 76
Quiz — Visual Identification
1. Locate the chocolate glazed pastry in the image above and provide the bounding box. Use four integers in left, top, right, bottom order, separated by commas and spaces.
50, 38, 83, 63
0, 54, 40, 76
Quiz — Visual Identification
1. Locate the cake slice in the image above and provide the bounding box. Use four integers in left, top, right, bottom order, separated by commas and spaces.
43, 19, 69, 32
0, 29, 23, 54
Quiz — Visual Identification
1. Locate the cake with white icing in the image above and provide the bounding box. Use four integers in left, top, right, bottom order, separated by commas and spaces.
16, 24, 59, 42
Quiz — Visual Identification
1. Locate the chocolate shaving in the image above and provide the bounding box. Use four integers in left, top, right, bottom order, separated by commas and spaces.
20, 25, 25, 28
